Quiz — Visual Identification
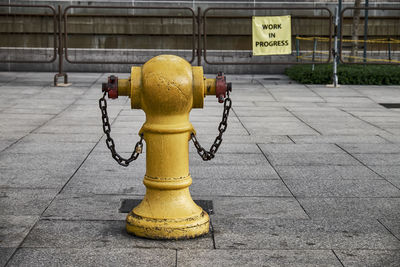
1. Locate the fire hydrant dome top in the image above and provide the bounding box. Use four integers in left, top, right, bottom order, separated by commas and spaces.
141, 55, 193, 115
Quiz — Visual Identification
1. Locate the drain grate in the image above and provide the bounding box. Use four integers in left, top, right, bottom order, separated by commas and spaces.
119, 199, 214, 215
379, 103, 400, 109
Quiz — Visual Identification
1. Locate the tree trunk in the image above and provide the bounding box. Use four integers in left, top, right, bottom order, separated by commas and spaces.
350, 0, 362, 62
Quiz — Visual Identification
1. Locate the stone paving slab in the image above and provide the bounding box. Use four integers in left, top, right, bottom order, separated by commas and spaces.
0, 188, 57, 216
289, 134, 387, 144
21, 133, 100, 143
211, 197, 308, 220
337, 143, 400, 154
378, 219, 400, 241
62, 173, 145, 195
177, 249, 342, 267
297, 197, 400, 220
352, 153, 400, 166
284, 179, 400, 197
0, 152, 86, 171
7, 248, 176, 267
0, 248, 14, 267
334, 250, 400, 267
0, 216, 38, 248
274, 165, 381, 180
191, 178, 292, 197
263, 152, 361, 166
6, 141, 95, 154
0, 167, 74, 189
212, 217, 400, 250
21, 220, 214, 249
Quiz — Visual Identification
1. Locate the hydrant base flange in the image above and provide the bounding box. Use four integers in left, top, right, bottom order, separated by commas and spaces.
126, 210, 209, 240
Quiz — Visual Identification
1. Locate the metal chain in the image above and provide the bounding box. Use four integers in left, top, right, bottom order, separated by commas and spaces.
99, 92, 144, 167
191, 91, 232, 161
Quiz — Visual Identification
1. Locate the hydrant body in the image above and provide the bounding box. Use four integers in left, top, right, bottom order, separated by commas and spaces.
112, 55, 225, 239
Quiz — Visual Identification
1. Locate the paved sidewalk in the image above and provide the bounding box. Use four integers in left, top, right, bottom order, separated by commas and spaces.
1, 72, 400, 266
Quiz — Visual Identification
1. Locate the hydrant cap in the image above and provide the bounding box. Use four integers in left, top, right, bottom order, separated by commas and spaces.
141, 55, 193, 115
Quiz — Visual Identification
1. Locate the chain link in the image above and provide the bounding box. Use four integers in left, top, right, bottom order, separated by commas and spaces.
99, 92, 143, 167
191, 91, 232, 161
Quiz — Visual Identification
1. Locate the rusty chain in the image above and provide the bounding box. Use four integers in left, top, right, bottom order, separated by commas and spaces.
99, 92, 143, 167
191, 91, 232, 161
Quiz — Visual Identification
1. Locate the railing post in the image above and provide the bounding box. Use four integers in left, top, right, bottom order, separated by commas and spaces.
197, 7, 202, 66
312, 37, 317, 71
332, 6, 339, 87
388, 38, 392, 62
54, 5, 68, 86
296, 35, 300, 62
363, 1, 369, 63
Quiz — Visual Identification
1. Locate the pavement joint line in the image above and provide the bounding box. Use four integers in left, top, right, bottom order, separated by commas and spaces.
254, 78, 279, 102
255, 143, 311, 220
377, 219, 400, 242
230, 107, 251, 135
335, 143, 400, 191
302, 84, 327, 103
339, 108, 393, 135
377, 134, 396, 144
331, 249, 346, 267
209, 220, 217, 249
286, 135, 296, 143
4, 216, 40, 267
283, 106, 323, 135
174, 249, 178, 267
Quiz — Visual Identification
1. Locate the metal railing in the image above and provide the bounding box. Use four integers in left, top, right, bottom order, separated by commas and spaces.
203, 7, 333, 65
0, 4, 57, 63
339, 7, 400, 64
63, 5, 198, 65
1, 3, 399, 85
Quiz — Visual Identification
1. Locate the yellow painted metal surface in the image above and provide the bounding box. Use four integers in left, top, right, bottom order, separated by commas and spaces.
120, 55, 213, 239
118, 79, 130, 97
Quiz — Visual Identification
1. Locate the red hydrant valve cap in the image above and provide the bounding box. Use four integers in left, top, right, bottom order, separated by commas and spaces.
102, 75, 118, 99
216, 72, 228, 103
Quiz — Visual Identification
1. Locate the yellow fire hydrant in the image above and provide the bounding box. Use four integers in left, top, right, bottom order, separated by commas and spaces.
100, 55, 232, 239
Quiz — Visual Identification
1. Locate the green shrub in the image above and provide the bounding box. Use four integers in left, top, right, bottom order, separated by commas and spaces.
285, 64, 400, 85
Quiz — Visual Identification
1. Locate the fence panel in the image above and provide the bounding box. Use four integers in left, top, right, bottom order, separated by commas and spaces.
339, 7, 400, 64
203, 7, 332, 65
0, 4, 57, 63
63, 5, 197, 65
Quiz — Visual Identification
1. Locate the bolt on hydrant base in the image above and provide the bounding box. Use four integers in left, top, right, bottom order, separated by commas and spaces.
100, 54, 232, 240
